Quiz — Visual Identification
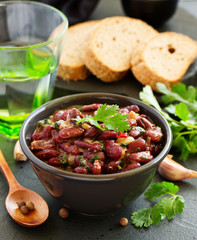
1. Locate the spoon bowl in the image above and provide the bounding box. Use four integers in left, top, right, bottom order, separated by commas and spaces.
0, 150, 49, 227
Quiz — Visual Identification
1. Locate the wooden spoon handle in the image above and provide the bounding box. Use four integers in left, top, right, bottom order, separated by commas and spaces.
0, 150, 22, 192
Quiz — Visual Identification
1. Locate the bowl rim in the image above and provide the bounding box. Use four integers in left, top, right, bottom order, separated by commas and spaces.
19, 92, 172, 181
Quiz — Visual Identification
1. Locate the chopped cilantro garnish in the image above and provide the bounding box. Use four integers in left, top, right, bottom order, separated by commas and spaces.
118, 165, 122, 170
90, 154, 100, 163
74, 104, 130, 133
60, 154, 68, 169
54, 121, 59, 130
121, 143, 128, 147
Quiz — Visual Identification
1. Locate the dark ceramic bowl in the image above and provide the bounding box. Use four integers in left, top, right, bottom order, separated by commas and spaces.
19, 93, 172, 215
121, 0, 179, 26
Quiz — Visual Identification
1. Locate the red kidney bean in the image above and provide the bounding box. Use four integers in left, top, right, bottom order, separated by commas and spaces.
69, 108, 83, 119
35, 149, 60, 160
146, 144, 161, 156
99, 160, 105, 172
83, 151, 106, 162
120, 162, 141, 172
128, 151, 153, 164
104, 140, 122, 160
74, 140, 102, 151
52, 110, 65, 122
61, 108, 83, 122
146, 127, 163, 142
84, 126, 99, 138
81, 104, 102, 112
92, 160, 102, 174
59, 127, 84, 139
30, 139, 55, 150
126, 105, 140, 113
51, 130, 62, 143
32, 125, 53, 140
137, 116, 153, 130
48, 158, 61, 166
129, 119, 137, 127
128, 139, 146, 153
59, 142, 79, 155
97, 130, 118, 140
73, 156, 81, 168
129, 127, 145, 138
105, 160, 121, 174
81, 159, 93, 171
129, 129, 141, 138
118, 108, 129, 115
73, 156, 93, 170
73, 166, 88, 174
60, 111, 69, 120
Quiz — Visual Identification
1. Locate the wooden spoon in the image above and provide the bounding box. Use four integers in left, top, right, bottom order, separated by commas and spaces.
0, 149, 49, 227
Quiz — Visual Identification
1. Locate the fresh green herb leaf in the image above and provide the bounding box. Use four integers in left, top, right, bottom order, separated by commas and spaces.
157, 83, 197, 112
131, 182, 185, 228
95, 104, 119, 119
175, 103, 189, 121
150, 203, 165, 225
74, 104, 130, 133
90, 154, 100, 163
145, 181, 179, 201
139, 85, 173, 121
139, 83, 197, 160
173, 195, 185, 214
131, 208, 153, 228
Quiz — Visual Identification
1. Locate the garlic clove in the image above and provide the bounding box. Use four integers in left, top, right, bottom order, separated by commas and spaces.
158, 155, 197, 181
14, 140, 27, 161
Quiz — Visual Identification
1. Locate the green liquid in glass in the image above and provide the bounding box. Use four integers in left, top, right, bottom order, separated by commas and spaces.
0, 41, 58, 139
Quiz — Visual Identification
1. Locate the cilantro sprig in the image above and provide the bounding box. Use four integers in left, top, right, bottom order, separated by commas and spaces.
139, 83, 197, 160
131, 181, 185, 228
74, 104, 130, 133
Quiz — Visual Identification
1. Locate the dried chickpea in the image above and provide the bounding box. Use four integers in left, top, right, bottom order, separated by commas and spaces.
26, 201, 35, 210
20, 205, 29, 215
59, 207, 69, 219
120, 217, 128, 226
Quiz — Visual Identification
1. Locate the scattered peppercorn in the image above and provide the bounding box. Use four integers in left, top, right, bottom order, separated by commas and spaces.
20, 205, 29, 215
26, 201, 35, 210
16, 201, 26, 208
16, 200, 35, 215
120, 217, 128, 226
59, 207, 69, 219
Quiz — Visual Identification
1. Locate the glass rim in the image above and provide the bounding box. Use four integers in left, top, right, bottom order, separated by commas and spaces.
0, 0, 68, 50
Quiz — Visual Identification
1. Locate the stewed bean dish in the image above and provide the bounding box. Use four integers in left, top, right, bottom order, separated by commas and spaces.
30, 103, 164, 174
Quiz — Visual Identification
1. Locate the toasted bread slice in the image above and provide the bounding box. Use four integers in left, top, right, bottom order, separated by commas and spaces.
57, 20, 99, 81
131, 32, 197, 91
81, 16, 158, 82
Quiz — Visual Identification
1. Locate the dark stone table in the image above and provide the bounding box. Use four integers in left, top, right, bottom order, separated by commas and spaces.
0, 1, 197, 239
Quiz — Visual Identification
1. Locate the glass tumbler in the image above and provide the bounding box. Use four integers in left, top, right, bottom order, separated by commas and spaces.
0, 1, 68, 139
